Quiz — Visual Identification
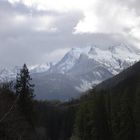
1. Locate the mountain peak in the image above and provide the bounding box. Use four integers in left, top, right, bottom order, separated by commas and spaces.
0, 42, 140, 100
29, 63, 53, 74
48, 43, 140, 75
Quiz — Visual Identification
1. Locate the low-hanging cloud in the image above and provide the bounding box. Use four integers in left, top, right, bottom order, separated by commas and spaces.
8, 0, 140, 36
0, 0, 140, 67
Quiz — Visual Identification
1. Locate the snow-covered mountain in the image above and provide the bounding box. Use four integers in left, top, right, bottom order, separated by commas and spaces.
46, 43, 140, 93
0, 63, 53, 82
0, 66, 21, 82
49, 43, 139, 75
0, 42, 140, 100
48, 47, 90, 74
29, 63, 54, 74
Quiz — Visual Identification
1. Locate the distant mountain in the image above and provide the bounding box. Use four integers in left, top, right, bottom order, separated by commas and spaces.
47, 43, 139, 91
0, 63, 52, 82
49, 43, 139, 75
30, 63, 54, 74
0, 42, 140, 100
0, 66, 20, 82
33, 43, 140, 100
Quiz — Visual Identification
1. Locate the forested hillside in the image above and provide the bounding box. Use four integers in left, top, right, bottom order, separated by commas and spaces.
73, 61, 140, 140
0, 83, 38, 140
0, 61, 140, 140
0, 64, 79, 140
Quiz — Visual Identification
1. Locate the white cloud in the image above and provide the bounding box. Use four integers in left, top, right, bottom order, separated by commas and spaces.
32, 15, 57, 32
42, 48, 70, 62
1, 0, 140, 67
8, 0, 20, 4
12, 13, 57, 32
75, 1, 140, 34
8, 0, 140, 35
8, 0, 94, 11
130, 28, 140, 40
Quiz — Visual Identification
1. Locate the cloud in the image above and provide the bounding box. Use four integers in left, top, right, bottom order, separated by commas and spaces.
42, 48, 70, 63
75, 0, 140, 36
8, 0, 93, 11
0, 0, 140, 67
0, 1, 84, 67
8, 0, 140, 47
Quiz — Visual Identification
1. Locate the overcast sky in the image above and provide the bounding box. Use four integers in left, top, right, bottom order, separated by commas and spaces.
1, 0, 140, 67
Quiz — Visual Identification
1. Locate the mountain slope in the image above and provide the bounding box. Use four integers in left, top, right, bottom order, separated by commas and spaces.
0, 42, 140, 100
49, 43, 139, 75
47, 43, 140, 93
95, 60, 140, 91
32, 72, 80, 100
33, 43, 140, 100
74, 61, 140, 140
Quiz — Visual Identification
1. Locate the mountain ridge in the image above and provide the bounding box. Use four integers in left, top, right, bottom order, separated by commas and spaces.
0, 42, 140, 100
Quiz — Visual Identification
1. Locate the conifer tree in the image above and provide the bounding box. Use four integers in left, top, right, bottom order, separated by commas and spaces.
15, 64, 35, 124
118, 88, 135, 140
134, 77, 140, 140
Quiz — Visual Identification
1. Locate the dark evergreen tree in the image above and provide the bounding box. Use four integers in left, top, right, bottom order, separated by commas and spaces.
15, 64, 35, 124
134, 76, 140, 140
96, 93, 111, 140
74, 100, 96, 140
118, 88, 135, 140
73, 92, 111, 140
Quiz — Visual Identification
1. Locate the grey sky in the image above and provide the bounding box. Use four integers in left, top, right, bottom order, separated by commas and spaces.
0, 0, 140, 67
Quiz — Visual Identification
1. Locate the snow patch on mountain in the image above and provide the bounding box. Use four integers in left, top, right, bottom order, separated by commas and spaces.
48, 47, 91, 73
76, 79, 100, 92
0, 63, 53, 82
87, 43, 140, 75
0, 66, 20, 82
29, 63, 53, 73
49, 43, 140, 76
55, 43, 140, 92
